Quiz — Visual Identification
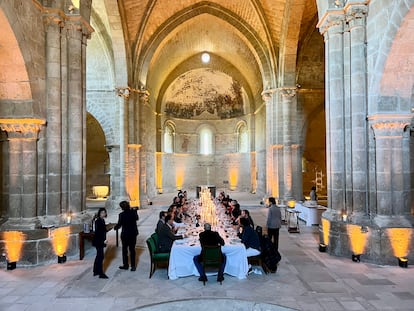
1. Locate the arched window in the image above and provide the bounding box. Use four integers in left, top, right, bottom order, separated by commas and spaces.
237, 122, 248, 153
199, 126, 214, 155
164, 122, 175, 153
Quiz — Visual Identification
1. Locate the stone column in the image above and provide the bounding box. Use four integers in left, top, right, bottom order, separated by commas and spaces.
64, 20, 90, 213
262, 89, 278, 197
280, 87, 298, 200
137, 89, 151, 199
44, 14, 63, 215
318, 12, 346, 212
116, 87, 130, 201
346, 3, 369, 218
127, 144, 141, 207
370, 116, 412, 216
0, 119, 45, 220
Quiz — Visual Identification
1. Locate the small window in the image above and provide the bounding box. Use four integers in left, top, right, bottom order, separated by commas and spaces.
237, 123, 248, 153
199, 127, 213, 155
164, 123, 175, 153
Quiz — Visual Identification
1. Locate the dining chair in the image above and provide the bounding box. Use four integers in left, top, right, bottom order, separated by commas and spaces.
201, 245, 224, 285
146, 235, 170, 278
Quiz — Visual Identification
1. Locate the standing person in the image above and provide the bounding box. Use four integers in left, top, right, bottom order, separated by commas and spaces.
114, 201, 139, 271
310, 186, 318, 202
266, 197, 282, 251
193, 223, 226, 283
93, 207, 109, 279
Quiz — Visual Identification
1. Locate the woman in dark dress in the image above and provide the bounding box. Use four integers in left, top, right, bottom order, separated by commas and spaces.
93, 207, 109, 279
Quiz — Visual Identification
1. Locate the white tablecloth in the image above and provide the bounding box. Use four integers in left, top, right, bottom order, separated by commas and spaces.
168, 240, 248, 280
294, 202, 327, 226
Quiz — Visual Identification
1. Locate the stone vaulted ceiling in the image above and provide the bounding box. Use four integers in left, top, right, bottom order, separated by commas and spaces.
93, 0, 318, 111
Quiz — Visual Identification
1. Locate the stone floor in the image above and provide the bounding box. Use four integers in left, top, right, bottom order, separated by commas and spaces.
1, 191, 413, 311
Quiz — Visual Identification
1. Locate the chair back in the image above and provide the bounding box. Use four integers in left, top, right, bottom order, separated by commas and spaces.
255, 225, 263, 238
202, 245, 222, 268
146, 237, 156, 255
150, 232, 159, 250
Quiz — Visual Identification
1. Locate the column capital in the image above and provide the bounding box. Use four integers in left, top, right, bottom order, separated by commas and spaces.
279, 87, 297, 97
345, 3, 368, 24
0, 118, 46, 139
115, 87, 130, 98
317, 10, 345, 35
261, 88, 277, 102
368, 114, 413, 139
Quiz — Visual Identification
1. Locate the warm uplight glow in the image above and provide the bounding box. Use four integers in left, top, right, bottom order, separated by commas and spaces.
229, 167, 239, 190
321, 218, 330, 245
3, 231, 26, 262
156, 152, 163, 193
92, 186, 109, 198
346, 224, 369, 255
386, 228, 412, 258
288, 200, 296, 208
50, 226, 71, 257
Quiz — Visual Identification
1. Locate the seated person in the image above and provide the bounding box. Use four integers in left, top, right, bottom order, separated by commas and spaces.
155, 211, 167, 234
193, 223, 226, 283
157, 214, 185, 253
238, 217, 261, 257
231, 202, 241, 225
236, 209, 254, 228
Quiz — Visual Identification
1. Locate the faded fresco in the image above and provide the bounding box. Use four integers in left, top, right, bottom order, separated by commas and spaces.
164, 69, 244, 119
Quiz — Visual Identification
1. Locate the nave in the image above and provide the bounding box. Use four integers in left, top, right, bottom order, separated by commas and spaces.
1, 192, 413, 311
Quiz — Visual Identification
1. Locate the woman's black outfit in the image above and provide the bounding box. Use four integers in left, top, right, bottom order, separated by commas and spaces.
93, 217, 108, 278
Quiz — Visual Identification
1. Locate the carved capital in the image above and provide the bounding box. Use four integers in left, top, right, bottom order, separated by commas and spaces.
261, 88, 277, 102
318, 11, 345, 35
0, 119, 46, 140
345, 4, 368, 24
116, 87, 130, 98
369, 114, 412, 139
279, 87, 297, 98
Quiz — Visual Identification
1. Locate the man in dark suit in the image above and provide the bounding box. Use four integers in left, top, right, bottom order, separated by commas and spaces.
157, 214, 184, 253
193, 223, 226, 283
114, 201, 139, 271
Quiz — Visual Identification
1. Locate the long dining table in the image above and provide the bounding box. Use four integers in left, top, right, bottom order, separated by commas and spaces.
168, 199, 249, 280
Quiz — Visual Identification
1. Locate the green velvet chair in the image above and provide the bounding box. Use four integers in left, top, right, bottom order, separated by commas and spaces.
146, 234, 170, 278
201, 245, 224, 285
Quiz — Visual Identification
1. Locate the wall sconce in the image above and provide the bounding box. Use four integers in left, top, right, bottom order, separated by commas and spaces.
398, 257, 408, 268
352, 254, 361, 262
342, 213, 348, 222
7, 261, 17, 270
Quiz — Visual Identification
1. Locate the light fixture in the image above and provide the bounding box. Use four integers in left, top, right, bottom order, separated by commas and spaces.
398, 257, 408, 268
319, 243, 327, 252
201, 52, 210, 63
352, 254, 361, 262
7, 261, 16, 270
58, 254, 67, 264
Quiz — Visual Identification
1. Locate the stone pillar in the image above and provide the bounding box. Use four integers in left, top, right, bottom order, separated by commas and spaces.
262, 89, 278, 197
280, 87, 298, 200
137, 89, 151, 200
346, 3, 369, 218
318, 12, 346, 212
0, 119, 45, 220
64, 20, 91, 213
127, 144, 141, 207
116, 87, 130, 201
44, 14, 63, 215
370, 116, 412, 216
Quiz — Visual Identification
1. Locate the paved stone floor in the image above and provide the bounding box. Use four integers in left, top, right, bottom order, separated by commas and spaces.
1, 192, 414, 311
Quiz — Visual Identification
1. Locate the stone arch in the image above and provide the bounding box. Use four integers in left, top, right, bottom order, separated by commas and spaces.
235, 120, 249, 153
163, 120, 176, 153
0, 8, 32, 103
135, 2, 275, 89
370, 1, 414, 110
